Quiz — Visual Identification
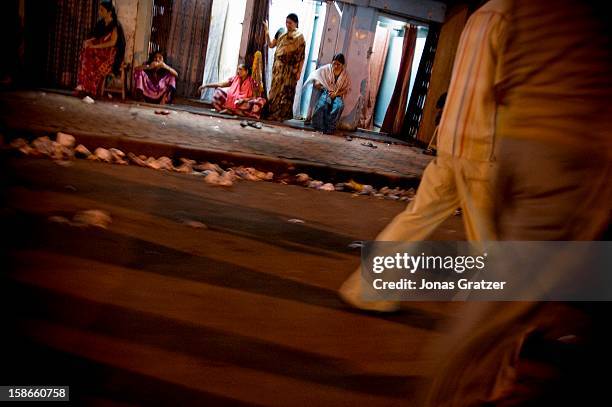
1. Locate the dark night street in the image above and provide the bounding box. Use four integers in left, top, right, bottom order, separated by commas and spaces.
3, 0, 608, 403
2, 157, 463, 405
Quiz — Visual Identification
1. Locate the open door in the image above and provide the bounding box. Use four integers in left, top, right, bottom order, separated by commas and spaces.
366, 14, 428, 132
264, 0, 326, 119
200, 0, 248, 102
316, 2, 377, 130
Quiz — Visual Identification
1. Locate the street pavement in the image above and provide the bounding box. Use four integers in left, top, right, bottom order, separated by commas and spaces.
1, 157, 465, 405
0, 90, 433, 185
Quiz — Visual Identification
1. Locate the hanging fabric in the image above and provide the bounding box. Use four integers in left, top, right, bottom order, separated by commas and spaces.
201, 0, 229, 101
380, 24, 417, 135
359, 24, 391, 129
166, 0, 212, 97
245, 0, 269, 98
43, 0, 99, 88
149, 0, 174, 54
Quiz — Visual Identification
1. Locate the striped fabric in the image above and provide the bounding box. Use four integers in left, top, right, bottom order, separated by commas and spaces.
166, 0, 213, 97
46, 0, 99, 88
436, 0, 510, 162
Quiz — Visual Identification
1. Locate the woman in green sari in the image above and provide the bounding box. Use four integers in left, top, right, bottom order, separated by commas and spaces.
263, 13, 306, 121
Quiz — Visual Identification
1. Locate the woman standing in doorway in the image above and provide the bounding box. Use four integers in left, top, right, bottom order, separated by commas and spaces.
75, 1, 125, 97
263, 13, 306, 121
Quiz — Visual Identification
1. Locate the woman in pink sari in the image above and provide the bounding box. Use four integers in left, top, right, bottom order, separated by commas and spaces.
199, 64, 266, 119
133, 51, 178, 104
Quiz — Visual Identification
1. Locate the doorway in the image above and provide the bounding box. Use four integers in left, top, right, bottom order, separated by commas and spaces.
366, 15, 428, 131
200, 0, 248, 101
266, 0, 326, 119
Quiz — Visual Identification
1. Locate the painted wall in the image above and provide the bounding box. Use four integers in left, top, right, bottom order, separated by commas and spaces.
116, 0, 140, 65
133, 0, 153, 67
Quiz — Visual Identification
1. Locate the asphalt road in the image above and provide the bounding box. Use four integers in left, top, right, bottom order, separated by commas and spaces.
1, 157, 465, 406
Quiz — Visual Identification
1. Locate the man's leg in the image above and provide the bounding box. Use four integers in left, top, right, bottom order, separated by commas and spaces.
426, 139, 612, 406
339, 156, 460, 312
454, 158, 498, 241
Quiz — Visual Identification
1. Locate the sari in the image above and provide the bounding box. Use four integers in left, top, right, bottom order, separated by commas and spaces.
76, 20, 125, 96
134, 68, 177, 104
213, 75, 267, 119
267, 30, 306, 121
305, 64, 351, 134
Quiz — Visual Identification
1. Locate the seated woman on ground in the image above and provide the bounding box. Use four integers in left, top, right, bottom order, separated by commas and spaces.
75, 1, 125, 97
133, 51, 178, 104
198, 64, 266, 119
305, 53, 350, 134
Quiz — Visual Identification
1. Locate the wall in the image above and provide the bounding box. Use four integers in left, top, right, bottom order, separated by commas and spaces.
133, 0, 153, 67
339, 0, 446, 22
116, 0, 140, 65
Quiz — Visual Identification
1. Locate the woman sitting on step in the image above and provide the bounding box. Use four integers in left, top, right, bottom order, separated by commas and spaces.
305, 53, 350, 135
133, 51, 178, 104
198, 63, 266, 119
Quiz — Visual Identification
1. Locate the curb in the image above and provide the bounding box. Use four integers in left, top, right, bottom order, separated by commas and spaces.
3, 126, 423, 189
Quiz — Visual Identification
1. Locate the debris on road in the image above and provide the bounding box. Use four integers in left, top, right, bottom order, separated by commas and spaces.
49, 210, 112, 229
32, 136, 55, 157
155, 109, 171, 115
344, 180, 364, 192
175, 158, 196, 173
74, 144, 92, 158
145, 156, 174, 171
5, 133, 418, 199
92, 147, 112, 163
361, 142, 378, 149
308, 180, 324, 189
295, 173, 310, 184
109, 148, 127, 165
56, 132, 75, 148
127, 152, 147, 167
48, 215, 70, 225
181, 219, 208, 229
73, 209, 112, 229
10, 138, 33, 155
204, 171, 234, 186
194, 162, 223, 174
82, 96, 95, 104
233, 167, 273, 182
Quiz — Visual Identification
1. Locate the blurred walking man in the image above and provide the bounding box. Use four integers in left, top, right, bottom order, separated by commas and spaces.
339, 0, 510, 312
425, 1, 612, 405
